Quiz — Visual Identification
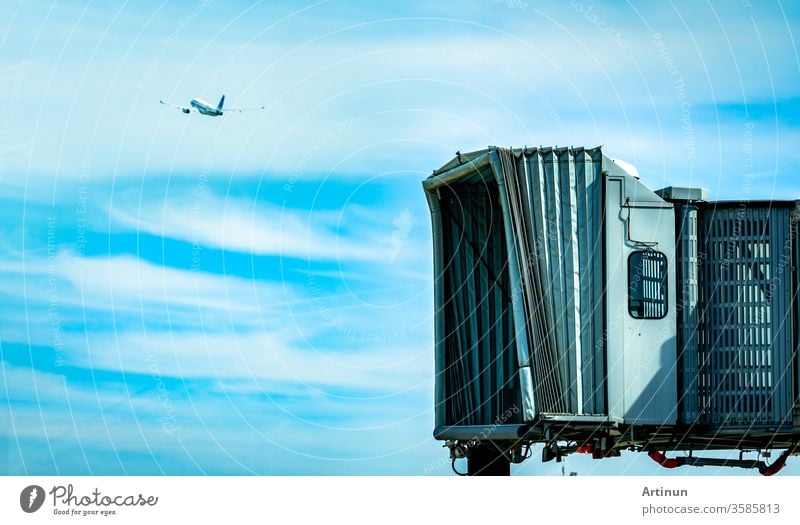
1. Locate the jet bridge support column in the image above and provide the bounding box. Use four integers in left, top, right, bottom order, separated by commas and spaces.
467, 445, 511, 476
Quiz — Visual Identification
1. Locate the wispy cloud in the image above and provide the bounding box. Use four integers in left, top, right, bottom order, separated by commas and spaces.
67, 330, 430, 392
107, 191, 427, 263
0, 250, 292, 315
0, 249, 432, 388
0, 363, 439, 474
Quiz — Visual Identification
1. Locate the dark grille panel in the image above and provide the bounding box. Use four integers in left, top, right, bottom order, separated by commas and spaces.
696, 206, 794, 426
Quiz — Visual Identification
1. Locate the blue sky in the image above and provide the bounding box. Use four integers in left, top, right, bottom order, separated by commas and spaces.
0, 0, 798, 475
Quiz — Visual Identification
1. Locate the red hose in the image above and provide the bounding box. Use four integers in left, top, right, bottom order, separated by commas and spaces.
758, 449, 791, 477
648, 448, 685, 469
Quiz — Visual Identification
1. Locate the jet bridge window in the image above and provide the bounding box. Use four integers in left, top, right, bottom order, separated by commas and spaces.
628, 250, 668, 319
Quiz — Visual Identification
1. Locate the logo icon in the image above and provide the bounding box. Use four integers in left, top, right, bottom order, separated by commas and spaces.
390, 207, 413, 262
20, 485, 45, 513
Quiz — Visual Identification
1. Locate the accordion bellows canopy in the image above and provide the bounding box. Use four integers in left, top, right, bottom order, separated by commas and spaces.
425, 146, 608, 428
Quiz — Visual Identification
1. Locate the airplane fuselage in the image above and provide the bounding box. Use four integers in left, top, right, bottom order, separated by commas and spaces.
190, 98, 223, 117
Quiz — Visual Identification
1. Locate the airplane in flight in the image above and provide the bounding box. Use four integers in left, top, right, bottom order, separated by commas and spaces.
159, 95, 264, 117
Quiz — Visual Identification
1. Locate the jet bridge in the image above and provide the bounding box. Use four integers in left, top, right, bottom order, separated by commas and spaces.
423, 146, 800, 475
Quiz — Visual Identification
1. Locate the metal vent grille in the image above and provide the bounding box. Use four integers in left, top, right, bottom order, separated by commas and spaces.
697, 206, 794, 426
629, 250, 668, 319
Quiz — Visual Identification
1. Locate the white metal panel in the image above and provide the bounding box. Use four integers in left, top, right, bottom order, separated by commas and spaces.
605, 173, 678, 425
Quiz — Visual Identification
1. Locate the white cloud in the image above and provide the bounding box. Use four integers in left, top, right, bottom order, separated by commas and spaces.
65, 329, 430, 393
0, 363, 441, 474
0, 250, 303, 346
107, 192, 427, 263
0, 248, 434, 390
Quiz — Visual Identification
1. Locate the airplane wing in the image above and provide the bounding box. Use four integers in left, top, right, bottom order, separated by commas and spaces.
222, 105, 266, 113
160, 99, 196, 113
